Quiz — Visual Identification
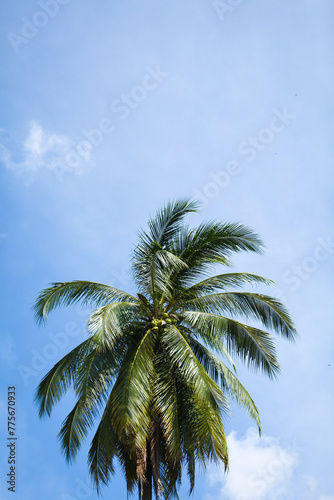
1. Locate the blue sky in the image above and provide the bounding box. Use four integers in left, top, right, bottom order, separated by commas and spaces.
0, 0, 333, 499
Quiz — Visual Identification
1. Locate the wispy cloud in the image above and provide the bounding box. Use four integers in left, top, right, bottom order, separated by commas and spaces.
0, 121, 93, 181
205, 428, 299, 500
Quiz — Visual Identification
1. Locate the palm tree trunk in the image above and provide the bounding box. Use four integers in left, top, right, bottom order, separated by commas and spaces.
139, 420, 162, 500
141, 441, 152, 500
150, 418, 162, 498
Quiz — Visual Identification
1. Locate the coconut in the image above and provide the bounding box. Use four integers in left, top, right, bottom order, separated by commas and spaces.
152, 326, 159, 333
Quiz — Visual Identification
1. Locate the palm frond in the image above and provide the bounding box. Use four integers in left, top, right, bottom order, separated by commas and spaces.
181, 310, 280, 378
109, 328, 156, 448
160, 325, 229, 414
35, 336, 96, 417
58, 348, 116, 461
145, 198, 199, 247
178, 323, 236, 372
34, 280, 136, 324
87, 301, 144, 348
182, 292, 296, 339
189, 337, 261, 433
179, 272, 273, 298
88, 419, 119, 492
160, 326, 230, 468
133, 246, 188, 301
153, 354, 181, 466
169, 222, 264, 288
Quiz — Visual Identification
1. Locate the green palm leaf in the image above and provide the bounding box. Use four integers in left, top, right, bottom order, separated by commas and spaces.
88, 418, 119, 491
179, 272, 273, 298
142, 198, 199, 248
34, 280, 136, 324
181, 310, 280, 377
87, 301, 144, 347
58, 348, 115, 461
109, 328, 156, 448
188, 337, 261, 432
182, 292, 296, 339
35, 336, 96, 417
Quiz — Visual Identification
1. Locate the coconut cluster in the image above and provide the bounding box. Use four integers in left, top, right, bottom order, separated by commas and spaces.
149, 312, 177, 333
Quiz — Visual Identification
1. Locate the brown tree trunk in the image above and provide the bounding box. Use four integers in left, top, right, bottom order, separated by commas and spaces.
141, 441, 152, 500
138, 420, 162, 500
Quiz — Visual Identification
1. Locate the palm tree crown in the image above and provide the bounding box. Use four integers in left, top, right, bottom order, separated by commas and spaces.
34, 199, 296, 500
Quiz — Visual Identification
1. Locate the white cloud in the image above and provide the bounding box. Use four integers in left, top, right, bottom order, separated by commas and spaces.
0, 121, 93, 181
205, 428, 299, 500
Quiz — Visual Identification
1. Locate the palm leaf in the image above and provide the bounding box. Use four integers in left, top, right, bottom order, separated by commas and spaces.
108, 328, 156, 448
58, 348, 116, 461
182, 292, 296, 339
188, 337, 261, 433
179, 272, 273, 298
160, 325, 230, 464
144, 198, 199, 247
169, 222, 264, 289
87, 301, 144, 347
181, 310, 280, 378
35, 336, 96, 417
34, 280, 136, 324
88, 419, 119, 491
153, 354, 181, 466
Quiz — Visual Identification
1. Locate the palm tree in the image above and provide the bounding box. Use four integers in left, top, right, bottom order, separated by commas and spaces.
34, 199, 296, 500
